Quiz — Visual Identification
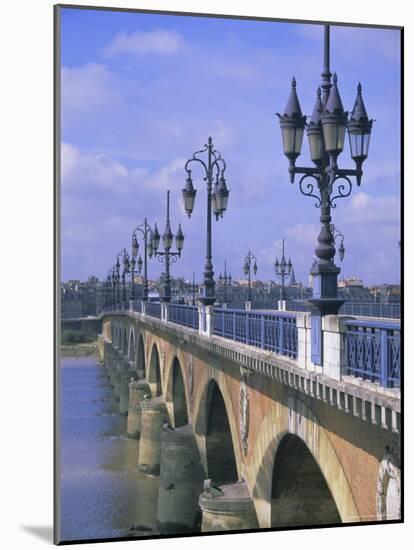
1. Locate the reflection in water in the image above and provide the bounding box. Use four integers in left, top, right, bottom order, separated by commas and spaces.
60, 358, 159, 542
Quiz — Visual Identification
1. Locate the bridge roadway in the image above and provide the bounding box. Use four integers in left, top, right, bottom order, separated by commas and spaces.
97, 302, 401, 533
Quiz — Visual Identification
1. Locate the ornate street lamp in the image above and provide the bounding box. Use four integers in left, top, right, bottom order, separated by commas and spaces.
218, 260, 232, 304
112, 263, 120, 306
274, 239, 293, 301
183, 137, 229, 305
150, 190, 184, 302
105, 270, 113, 308
131, 219, 151, 301
277, 24, 373, 317
115, 249, 130, 304
243, 251, 258, 302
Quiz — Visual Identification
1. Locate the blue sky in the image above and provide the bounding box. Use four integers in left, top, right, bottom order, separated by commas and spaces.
60, 7, 401, 285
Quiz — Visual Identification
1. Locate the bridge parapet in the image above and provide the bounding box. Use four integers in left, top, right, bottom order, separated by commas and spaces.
101, 307, 400, 435
109, 302, 400, 390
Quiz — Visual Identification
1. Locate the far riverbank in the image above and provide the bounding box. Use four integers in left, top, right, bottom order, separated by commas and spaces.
60, 342, 98, 358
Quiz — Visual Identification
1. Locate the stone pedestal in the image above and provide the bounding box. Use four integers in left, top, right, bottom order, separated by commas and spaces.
127, 379, 151, 438
278, 300, 286, 311
199, 481, 258, 532
198, 304, 214, 337
119, 369, 137, 415
138, 396, 168, 475
322, 315, 354, 381
161, 303, 170, 322
157, 425, 204, 533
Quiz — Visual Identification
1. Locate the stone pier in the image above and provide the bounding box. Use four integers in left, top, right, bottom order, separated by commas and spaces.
127, 379, 151, 438
138, 395, 168, 475
199, 481, 259, 532
157, 424, 204, 533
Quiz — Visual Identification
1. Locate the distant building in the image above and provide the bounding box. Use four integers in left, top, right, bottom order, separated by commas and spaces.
338, 276, 364, 288
61, 276, 102, 318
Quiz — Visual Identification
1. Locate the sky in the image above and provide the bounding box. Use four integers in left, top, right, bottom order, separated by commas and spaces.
60, 7, 401, 286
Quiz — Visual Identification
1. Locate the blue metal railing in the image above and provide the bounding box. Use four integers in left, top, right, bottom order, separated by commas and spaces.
340, 302, 400, 319
130, 300, 142, 312
285, 300, 401, 319
213, 308, 297, 358
169, 304, 199, 329
344, 319, 400, 388
145, 301, 161, 319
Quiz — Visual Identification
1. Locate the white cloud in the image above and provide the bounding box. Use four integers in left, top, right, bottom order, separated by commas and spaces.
346, 192, 400, 225
257, 238, 285, 267
61, 142, 187, 197
146, 157, 187, 193
286, 223, 319, 246
104, 29, 185, 57
61, 142, 146, 192
61, 63, 120, 117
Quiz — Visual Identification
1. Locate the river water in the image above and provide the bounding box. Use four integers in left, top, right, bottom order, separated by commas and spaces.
59, 357, 159, 543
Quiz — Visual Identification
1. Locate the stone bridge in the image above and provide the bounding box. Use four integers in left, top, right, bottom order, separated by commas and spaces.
97, 305, 401, 533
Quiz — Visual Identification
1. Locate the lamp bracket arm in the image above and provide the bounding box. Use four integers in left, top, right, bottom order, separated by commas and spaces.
330, 167, 360, 177
192, 144, 209, 159
211, 150, 227, 173
298, 174, 322, 208
211, 158, 226, 178
133, 225, 146, 238
185, 157, 208, 178
293, 166, 322, 176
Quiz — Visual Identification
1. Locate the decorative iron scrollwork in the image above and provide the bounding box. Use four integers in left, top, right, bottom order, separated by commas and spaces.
298, 174, 322, 208
330, 175, 352, 208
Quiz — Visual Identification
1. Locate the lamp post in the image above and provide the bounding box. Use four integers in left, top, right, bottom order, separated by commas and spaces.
243, 251, 258, 303
183, 137, 229, 305
105, 270, 113, 309
131, 219, 151, 301
274, 239, 293, 301
112, 264, 120, 306
218, 260, 232, 304
191, 272, 198, 306
150, 190, 184, 303
115, 249, 130, 305
277, 24, 373, 317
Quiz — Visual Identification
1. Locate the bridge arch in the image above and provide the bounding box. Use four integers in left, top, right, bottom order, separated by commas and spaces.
165, 355, 189, 429
135, 333, 146, 379
147, 342, 162, 397
250, 396, 360, 528
271, 433, 341, 526
194, 376, 240, 484
128, 327, 135, 362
